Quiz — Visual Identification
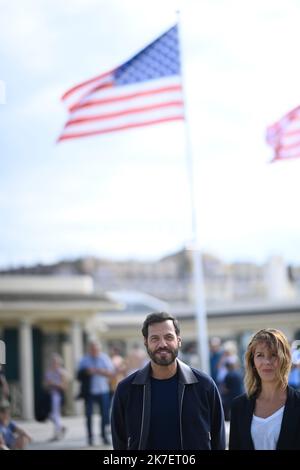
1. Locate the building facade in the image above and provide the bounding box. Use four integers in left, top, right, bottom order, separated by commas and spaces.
0, 276, 118, 419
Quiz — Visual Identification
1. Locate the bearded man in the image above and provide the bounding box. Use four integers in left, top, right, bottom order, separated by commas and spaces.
111, 312, 225, 450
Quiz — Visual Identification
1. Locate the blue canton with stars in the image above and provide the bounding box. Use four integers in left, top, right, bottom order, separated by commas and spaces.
114, 25, 180, 86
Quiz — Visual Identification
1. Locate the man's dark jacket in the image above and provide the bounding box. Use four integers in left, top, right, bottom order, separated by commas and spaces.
229, 386, 300, 449
111, 359, 226, 450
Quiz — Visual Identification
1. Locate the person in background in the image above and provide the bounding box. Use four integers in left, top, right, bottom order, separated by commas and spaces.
222, 355, 244, 420
288, 362, 300, 391
229, 328, 300, 450
111, 312, 225, 450
288, 342, 300, 391
216, 341, 238, 388
0, 365, 9, 402
77, 340, 115, 446
209, 337, 223, 384
0, 432, 9, 450
109, 347, 127, 398
125, 345, 148, 376
215, 341, 238, 411
44, 353, 69, 441
0, 400, 31, 449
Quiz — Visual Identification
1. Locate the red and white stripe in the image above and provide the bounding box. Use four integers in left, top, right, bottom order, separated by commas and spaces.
58, 75, 184, 142
267, 106, 300, 162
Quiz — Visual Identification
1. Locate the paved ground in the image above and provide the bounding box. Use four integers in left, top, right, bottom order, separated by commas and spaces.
15, 416, 230, 450
16, 415, 113, 450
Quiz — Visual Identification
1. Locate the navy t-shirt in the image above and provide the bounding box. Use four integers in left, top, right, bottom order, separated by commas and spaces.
147, 373, 181, 450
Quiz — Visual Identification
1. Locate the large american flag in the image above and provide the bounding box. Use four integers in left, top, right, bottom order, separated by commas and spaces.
58, 25, 184, 142
266, 105, 300, 162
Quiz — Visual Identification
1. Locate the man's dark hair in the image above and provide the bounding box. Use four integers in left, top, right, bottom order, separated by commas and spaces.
142, 312, 180, 339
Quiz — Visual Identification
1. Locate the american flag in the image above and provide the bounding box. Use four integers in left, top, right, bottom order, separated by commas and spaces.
266, 105, 300, 162
58, 25, 184, 142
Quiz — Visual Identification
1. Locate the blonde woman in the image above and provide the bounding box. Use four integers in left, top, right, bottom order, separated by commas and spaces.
229, 329, 300, 450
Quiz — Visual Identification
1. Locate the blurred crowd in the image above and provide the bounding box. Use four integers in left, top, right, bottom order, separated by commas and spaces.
0, 342, 148, 449
0, 335, 299, 449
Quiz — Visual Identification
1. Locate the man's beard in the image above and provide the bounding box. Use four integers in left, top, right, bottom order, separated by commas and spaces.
146, 345, 179, 366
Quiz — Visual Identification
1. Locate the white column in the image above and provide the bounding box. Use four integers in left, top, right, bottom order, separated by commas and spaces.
0, 339, 5, 365
19, 320, 34, 420
71, 320, 84, 415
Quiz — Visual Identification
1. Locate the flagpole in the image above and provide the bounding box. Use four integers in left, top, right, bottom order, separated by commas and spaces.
177, 13, 210, 374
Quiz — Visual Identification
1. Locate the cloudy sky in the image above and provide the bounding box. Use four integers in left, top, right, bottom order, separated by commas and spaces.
1, 0, 300, 268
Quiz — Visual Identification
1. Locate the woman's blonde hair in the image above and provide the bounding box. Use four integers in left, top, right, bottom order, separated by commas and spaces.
244, 328, 291, 397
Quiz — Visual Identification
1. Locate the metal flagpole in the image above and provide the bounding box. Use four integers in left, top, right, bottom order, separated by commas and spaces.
177, 14, 210, 374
